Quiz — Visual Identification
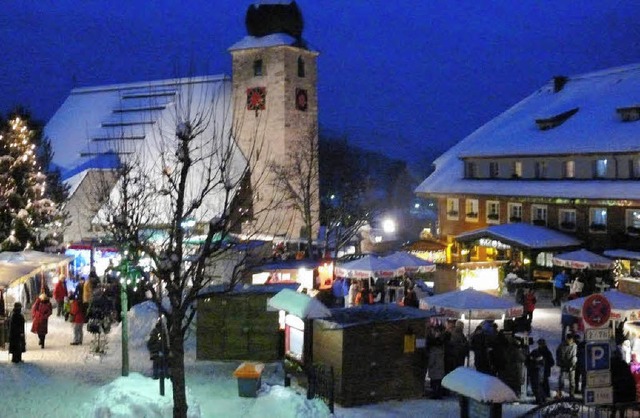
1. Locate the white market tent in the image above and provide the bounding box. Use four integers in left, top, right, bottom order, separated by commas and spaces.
334, 254, 398, 279
380, 251, 436, 274
267, 288, 331, 319
419, 288, 523, 321
0, 262, 42, 288
552, 249, 614, 270
562, 289, 640, 321
0, 251, 73, 288
442, 367, 519, 403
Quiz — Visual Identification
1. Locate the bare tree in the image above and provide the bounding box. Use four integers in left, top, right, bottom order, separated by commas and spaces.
87, 77, 287, 418
270, 125, 320, 256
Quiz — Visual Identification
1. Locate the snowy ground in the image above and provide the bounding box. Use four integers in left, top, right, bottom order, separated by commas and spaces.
1, 290, 565, 418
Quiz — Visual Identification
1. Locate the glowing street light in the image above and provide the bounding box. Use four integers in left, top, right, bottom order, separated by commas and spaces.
382, 218, 396, 234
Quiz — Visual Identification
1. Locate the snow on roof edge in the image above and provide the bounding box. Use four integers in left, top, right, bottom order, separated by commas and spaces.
70, 74, 230, 96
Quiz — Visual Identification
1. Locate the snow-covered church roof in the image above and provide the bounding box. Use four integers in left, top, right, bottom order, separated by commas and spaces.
416, 63, 640, 200
45, 75, 248, 225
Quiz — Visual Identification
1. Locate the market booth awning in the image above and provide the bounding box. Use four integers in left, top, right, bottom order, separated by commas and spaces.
0, 262, 42, 287
0, 250, 74, 287
455, 223, 582, 250
419, 288, 523, 320
267, 288, 331, 319
552, 249, 614, 270
334, 254, 398, 279
562, 289, 640, 321
379, 251, 436, 273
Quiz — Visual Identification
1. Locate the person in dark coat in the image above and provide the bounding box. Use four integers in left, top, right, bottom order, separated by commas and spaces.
537, 338, 555, 398
574, 335, 586, 394
471, 325, 491, 374
426, 325, 446, 399
31, 293, 53, 348
611, 350, 636, 417
147, 320, 169, 379
527, 345, 546, 404
445, 320, 469, 373
403, 285, 419, 308
8, 302, 26, 363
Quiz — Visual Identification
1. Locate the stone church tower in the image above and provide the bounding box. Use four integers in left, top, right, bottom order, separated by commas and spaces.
229, 1, 319, 242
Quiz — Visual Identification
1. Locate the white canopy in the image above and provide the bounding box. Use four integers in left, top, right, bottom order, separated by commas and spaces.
0, 262, 42, 288
562, 289, 640, 321
334, 255, 398, 279
442, 367, 519, 403
552, 249, 614, 270
380, 251, 436, 274
267, 289, 331, 319
0, 250, 73, 288
419, 288, 523, 320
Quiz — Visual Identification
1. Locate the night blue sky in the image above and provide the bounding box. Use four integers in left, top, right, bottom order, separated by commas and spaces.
1, 1, 639, 175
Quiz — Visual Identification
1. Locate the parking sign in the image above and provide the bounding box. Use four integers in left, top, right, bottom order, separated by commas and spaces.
585, 342, 610, 372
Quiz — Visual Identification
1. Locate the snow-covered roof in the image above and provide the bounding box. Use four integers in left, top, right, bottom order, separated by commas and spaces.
455, 223, 581, 250
45, 75, 248, 226
229, 33, 309, 51
552, 249, 613, 270
317, 304, 434, 329
604, 249, 640, 261
416, 63, 640, 200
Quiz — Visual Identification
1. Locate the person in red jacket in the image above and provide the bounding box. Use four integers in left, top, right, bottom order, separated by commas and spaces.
53, 275, 67, 317
68, 294, 85, 345
31, 293, 53, 348
523, 288, 537, 329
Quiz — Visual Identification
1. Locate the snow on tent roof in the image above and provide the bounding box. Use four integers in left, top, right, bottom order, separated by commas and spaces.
604, 249, 640, 261
455, 223, 581, 250
552, 249, 614, 270
442, 367, 518, 403
317, 304, 434, 329
198, 282, 298, 297
267, 288, 331, 319
416, 63, 640, 201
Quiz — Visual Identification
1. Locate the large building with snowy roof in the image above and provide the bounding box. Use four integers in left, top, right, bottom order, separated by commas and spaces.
416, 63, 640, 267
45, 0, 319, 245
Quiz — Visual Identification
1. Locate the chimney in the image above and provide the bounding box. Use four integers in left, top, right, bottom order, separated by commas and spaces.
553, 76, 568, 93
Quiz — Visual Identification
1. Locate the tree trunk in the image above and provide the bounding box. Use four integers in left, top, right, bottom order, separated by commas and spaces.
169, 318, 188, 418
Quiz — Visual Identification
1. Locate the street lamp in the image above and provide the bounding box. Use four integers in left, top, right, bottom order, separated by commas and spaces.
382, 218, 396, 234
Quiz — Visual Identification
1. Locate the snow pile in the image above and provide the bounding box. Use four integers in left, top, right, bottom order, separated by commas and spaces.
442, 367, 518, 403
88, 373, 201, 418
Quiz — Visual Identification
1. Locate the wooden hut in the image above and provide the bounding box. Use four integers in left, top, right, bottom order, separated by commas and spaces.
312, 304, 437, 406
196, 283, 297, 361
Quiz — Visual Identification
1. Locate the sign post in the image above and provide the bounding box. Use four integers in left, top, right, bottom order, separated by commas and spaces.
582, 294, 612, 406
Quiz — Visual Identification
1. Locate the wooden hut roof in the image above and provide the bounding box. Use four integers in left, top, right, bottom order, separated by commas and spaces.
317, 304, 437, 329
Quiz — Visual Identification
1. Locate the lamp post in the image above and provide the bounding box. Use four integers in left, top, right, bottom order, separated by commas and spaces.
120, 257, 130, 377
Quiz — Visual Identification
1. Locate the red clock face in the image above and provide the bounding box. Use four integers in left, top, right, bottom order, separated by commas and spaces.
295, 88, 308, 111
246, 87, 266, 111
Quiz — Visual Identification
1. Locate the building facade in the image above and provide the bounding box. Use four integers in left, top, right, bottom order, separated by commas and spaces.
416, 64, 640, 264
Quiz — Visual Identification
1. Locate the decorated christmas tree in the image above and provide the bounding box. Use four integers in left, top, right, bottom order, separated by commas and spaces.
0, 111, 67, 250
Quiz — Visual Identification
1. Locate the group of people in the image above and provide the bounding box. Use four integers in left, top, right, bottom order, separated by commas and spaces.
552, 268, 612, 307
331, 277, 421, 308
425, 320, 469, 399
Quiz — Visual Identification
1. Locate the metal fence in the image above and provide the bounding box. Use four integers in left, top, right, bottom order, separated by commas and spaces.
518, 398, 640, 418
307, 363, 335, 414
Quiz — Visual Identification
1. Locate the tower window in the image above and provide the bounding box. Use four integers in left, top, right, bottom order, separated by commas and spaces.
297, 56, 305, 78
489, 162, 499, 178
593, 158, 608, 178
253, 59, 263, 76
562, 160, 575, 178
512, 161, 522, 178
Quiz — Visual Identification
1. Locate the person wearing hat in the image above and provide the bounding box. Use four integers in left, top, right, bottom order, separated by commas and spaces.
31, 293, 53, 348
556, 334, 577, 398
8, 302, 26, 363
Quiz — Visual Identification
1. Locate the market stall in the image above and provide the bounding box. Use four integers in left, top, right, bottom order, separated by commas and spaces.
604, 249, 640, 296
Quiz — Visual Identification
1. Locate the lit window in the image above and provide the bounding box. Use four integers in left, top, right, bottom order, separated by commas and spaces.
512, 161, 522, 178
531, 204, 547, 226
589, 207, 607, 232
297, 56, 305, 78
559, 209, 576, 231
593, 159, 608, 178
446, 198, 459, 220
465, 199, 479, 221
534, 161, 547, 179
562, 161, 575, 179
253, 59, 263, 76
626, 209, 640, 235
508, 203, 522, 223
486, 201, 500, 223
489, 162, 499, 178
